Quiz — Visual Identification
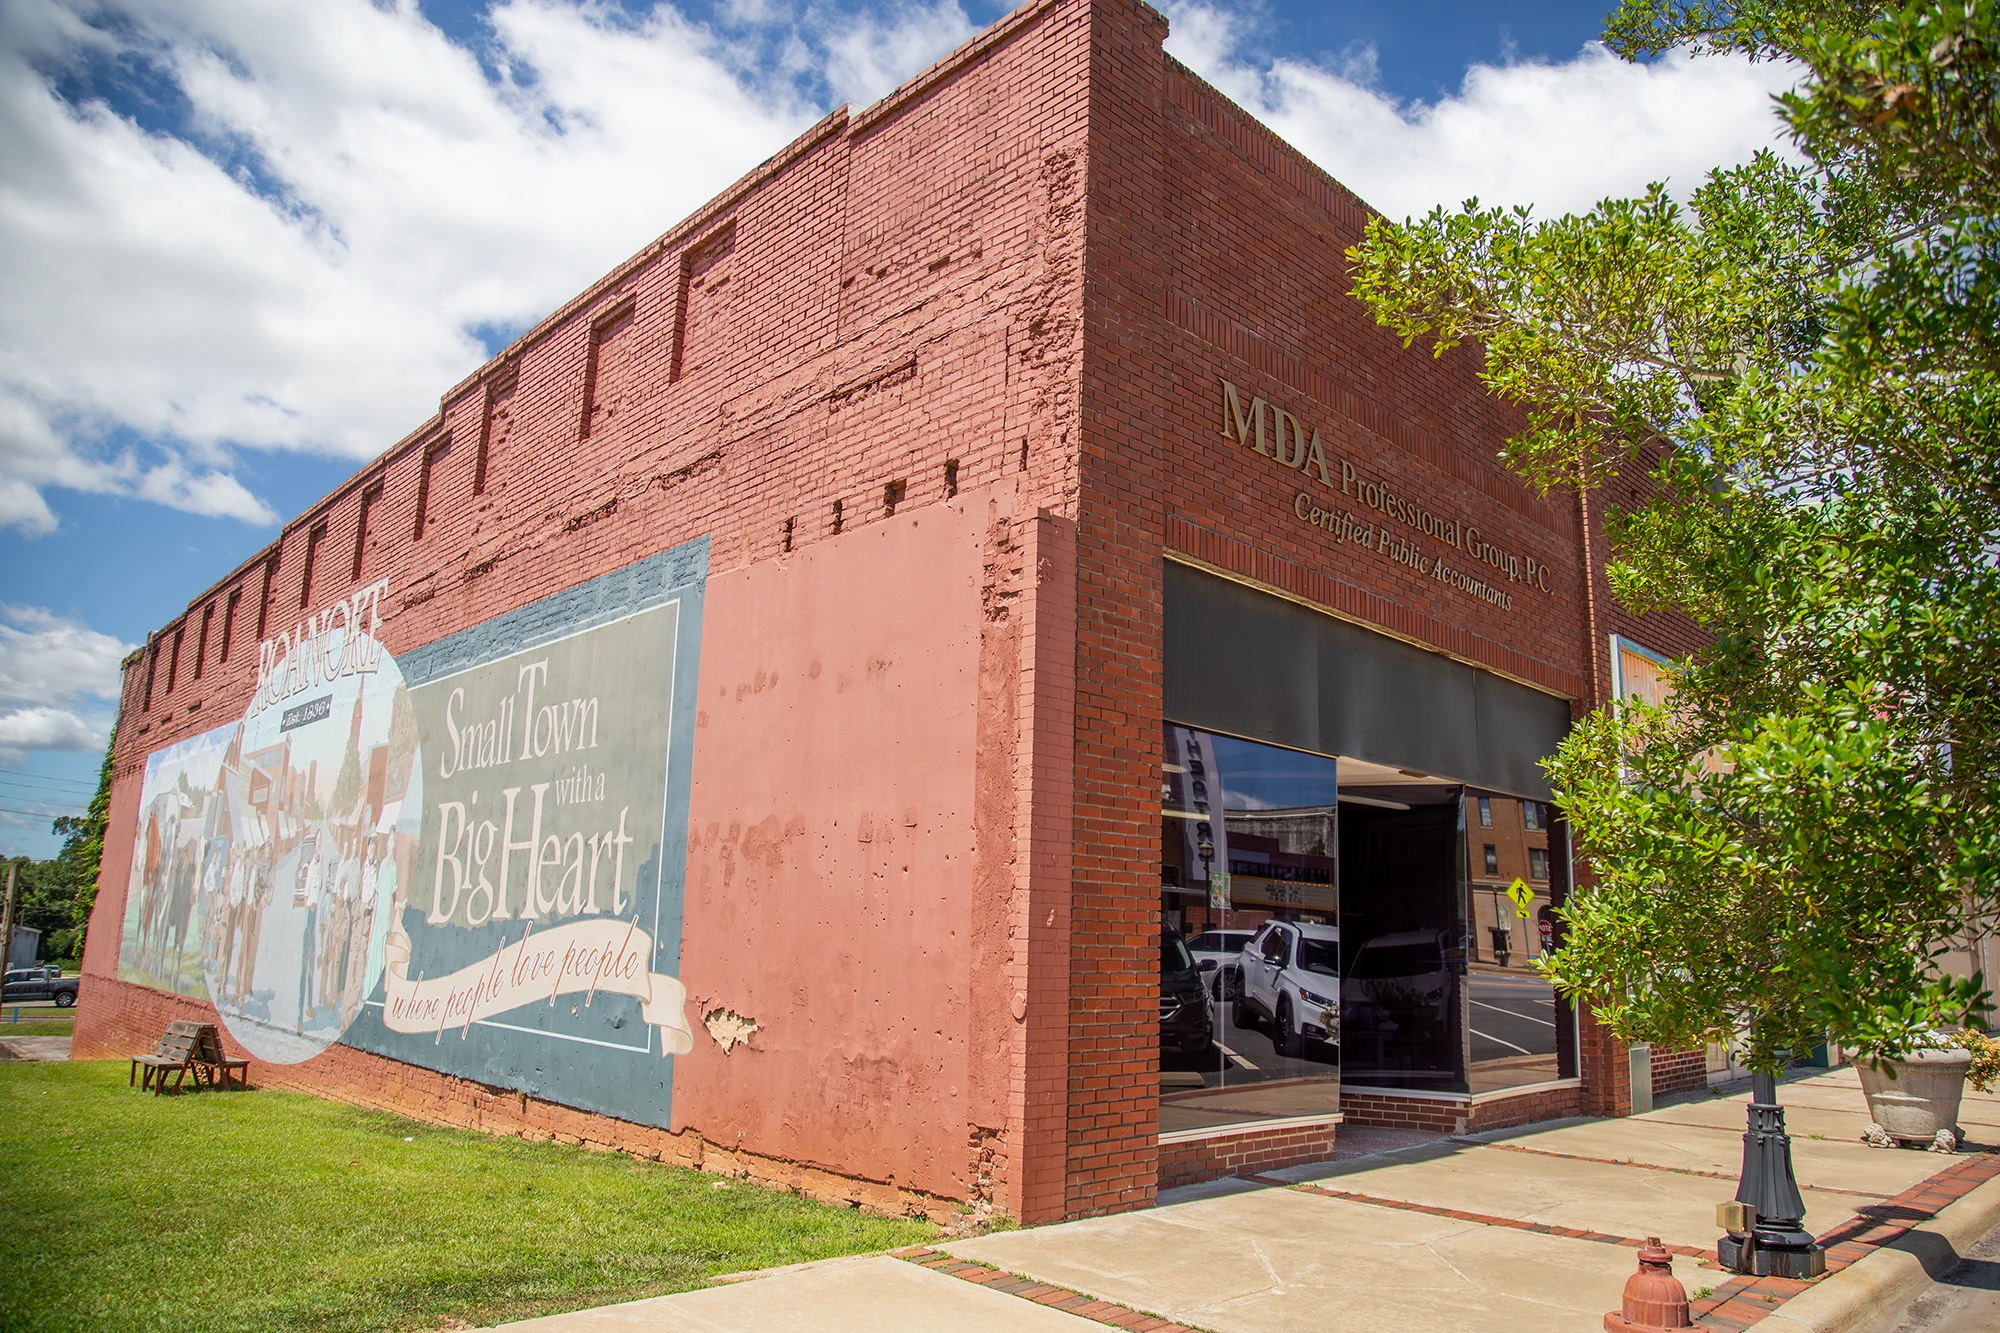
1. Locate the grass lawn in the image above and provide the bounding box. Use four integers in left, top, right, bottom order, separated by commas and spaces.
0, 1061, 937, 1332
0, 1014, 76, 1037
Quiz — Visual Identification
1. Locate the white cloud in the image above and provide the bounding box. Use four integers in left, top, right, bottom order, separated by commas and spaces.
0, 604, 132, 758
0, 705, 105, 753
820, 0, 974, 107
1161, 2, 1802, 221
0, 0, 973, 536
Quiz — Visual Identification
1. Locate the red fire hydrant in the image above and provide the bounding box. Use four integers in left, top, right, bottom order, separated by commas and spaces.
1603, 1238, 1692, 1332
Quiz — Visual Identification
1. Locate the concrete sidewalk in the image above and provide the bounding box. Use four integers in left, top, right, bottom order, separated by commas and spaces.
0, 1035, 71, 1060
487, 1068, 2000, 1333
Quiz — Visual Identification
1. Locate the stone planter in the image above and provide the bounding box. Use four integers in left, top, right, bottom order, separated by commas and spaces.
1853, 1047, 1971, 1151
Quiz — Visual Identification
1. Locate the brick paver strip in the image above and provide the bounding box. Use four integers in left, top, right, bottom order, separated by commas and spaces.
1259, 1149, 2000, 1330
891, 1247, 1211, 1333
1477, 1139, 1888, 1199
1261, 1177, 1720, 1261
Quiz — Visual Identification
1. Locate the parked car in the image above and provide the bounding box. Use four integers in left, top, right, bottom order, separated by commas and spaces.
1232, 921, 1340, 1058
1159, 929, 1213, 1058
1185, 929, 1256, 999
3, 966, 79, 1008
1340, 929, 1452, 1032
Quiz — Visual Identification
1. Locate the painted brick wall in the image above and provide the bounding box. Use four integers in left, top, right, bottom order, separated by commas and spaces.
81, 0, 1105, 1224
72, 975, 956, 1220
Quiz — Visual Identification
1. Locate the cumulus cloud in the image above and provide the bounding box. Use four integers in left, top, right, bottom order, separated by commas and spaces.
1161, 2, 1802, 221
0, 0, 974, 536
0, 603, 133, 759
0, 705, 105, 752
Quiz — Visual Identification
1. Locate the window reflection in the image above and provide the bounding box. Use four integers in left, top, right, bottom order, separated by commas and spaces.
1160, 726, 1341, 1133
1461, 789, 1573, 1092
1159, 727, 1577, 1126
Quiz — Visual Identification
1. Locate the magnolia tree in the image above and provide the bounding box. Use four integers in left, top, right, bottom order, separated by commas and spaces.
1350, 0, 2000, 1070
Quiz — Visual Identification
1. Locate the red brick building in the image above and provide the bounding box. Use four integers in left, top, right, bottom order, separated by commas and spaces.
76, 0, 1699, 1224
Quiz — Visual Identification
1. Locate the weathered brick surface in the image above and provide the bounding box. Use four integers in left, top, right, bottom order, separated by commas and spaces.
80, 0, 1656, 1223
75, 974, 956, 1220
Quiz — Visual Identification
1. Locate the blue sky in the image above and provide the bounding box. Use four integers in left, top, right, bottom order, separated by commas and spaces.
0, 0, 1795, 856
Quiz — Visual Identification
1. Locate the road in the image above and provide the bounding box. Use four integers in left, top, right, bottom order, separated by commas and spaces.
1163, 999, 1341, 1088
1467, 969, 1558, 1063
1863, 1221, 2000, 1333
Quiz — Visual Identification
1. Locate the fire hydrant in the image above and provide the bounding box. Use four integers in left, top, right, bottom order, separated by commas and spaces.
1603, 1238, 1692, 1332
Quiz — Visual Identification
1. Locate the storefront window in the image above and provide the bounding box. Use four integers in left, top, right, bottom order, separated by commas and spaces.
1160, 727, 1577, 1127
1160, 725, 1341, 1132
1461, 788, 1575, 1092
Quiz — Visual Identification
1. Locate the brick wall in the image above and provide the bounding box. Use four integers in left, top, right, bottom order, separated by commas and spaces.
1651, 1046, 1708, 1100
1341, 1083, 1585, 1136
1157, 1120, 1340, 1191
81, 0, 1105, 1224
79, 0, 1659, 1224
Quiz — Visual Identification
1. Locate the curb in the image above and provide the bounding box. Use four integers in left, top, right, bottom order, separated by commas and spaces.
1747, 1170, 2000, 1333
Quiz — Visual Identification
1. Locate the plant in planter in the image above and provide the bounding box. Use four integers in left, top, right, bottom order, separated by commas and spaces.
1960, 1029, 2000, 1093
1854, 1028, 1998, 1152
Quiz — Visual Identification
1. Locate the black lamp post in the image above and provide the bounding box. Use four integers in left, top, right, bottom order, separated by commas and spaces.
1717, 1069, 1826, 1278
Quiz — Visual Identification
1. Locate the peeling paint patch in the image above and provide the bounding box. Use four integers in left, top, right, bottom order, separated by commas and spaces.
704, 1007, 758, 1053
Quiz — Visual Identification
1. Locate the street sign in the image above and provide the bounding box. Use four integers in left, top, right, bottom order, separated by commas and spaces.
1506, 877, 1535, 919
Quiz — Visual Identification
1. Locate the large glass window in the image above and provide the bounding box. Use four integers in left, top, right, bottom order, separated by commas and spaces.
1461, 788, 1575, 1092
1160, 726, 1340, 1133
1159, 727, 1576, 1129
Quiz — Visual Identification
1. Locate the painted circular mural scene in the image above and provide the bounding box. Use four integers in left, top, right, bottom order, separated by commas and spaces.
118, 621, 422, 1064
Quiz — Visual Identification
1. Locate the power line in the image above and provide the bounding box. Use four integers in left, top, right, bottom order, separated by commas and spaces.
0, 769, 98, 787
0, 772, 96, 792
0, 772, 91, 792
0, 772, 92, 792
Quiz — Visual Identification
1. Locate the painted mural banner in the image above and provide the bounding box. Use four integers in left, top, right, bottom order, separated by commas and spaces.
118, 541, 707, 1127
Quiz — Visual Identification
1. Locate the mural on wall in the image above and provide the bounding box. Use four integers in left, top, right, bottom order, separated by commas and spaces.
117, 540, 708, 1126
119, 724, 238, 1002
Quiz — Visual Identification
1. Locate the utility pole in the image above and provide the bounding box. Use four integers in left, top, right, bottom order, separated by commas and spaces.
1, 860, 17, 973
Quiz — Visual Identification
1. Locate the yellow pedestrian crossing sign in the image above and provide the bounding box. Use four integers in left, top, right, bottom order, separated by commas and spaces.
1506, 877, 1535, 919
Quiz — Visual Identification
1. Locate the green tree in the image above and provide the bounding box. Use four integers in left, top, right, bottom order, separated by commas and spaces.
1349, 0, 1999, 1069
43, 733, 116, 956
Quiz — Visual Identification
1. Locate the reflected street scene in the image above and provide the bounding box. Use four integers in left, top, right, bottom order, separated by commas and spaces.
1159, 728, 1577, 1127
1468, 967, 1561, 1090
1160, 726, 1341, 1133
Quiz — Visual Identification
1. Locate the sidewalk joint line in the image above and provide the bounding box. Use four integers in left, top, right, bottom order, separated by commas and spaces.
1474, 1140, 1888, 1198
